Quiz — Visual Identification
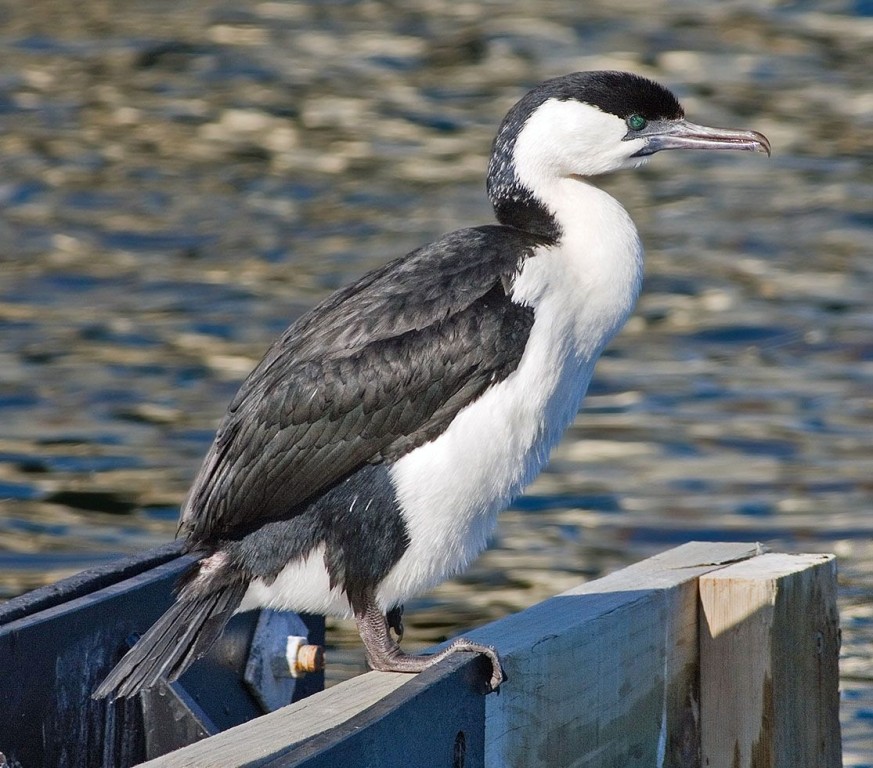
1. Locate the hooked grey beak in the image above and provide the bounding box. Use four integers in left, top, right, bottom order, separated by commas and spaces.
632, 118, 771, 157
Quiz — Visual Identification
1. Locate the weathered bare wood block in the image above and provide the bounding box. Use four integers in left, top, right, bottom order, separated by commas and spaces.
699, 553, 842, 768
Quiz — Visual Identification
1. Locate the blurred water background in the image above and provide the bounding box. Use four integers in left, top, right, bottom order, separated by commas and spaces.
0, 0, 870, 761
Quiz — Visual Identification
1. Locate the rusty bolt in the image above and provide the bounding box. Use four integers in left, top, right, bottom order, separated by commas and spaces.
274, 635, 324, 678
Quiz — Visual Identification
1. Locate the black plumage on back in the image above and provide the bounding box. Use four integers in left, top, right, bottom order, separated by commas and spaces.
180, 225, 543, 545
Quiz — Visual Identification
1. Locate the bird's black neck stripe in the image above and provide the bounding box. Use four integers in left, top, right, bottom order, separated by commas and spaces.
486, 88, 562, 242
487, 125, 561, 242
490, 186, 561, 243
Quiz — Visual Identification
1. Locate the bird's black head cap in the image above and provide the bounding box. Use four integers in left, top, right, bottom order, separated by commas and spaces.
545, 71, 684, 122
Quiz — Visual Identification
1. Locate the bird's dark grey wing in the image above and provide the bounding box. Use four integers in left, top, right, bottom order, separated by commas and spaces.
181, 225, 544, 544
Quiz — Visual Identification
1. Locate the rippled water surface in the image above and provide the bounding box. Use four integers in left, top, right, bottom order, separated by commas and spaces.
1, 0, 871, 761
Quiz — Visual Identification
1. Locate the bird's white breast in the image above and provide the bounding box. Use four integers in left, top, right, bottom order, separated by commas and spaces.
378, 181, 644, 611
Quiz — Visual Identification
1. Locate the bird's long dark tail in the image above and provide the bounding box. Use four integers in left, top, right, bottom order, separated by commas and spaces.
92, 560, 247, 700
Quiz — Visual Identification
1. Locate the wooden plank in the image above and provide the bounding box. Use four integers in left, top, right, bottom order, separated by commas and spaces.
138, 670, 409, 766
698, 553, 842, 768
140, 654, 486, 768
260, 653, 486, 768
471, 541, 764, 768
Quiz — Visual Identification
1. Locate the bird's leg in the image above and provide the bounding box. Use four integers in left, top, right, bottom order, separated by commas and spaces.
354, 595, 504, 691
386, 604, 404, 642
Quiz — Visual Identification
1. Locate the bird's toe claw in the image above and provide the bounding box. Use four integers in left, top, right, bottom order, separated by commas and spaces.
386, 605, 404, 643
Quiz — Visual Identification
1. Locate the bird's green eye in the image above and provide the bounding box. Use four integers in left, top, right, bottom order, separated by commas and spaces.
627, 114, 647, 131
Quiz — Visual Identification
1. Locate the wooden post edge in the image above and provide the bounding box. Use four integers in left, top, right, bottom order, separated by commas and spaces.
699, 552, 842, 768
139, 655, 486, 768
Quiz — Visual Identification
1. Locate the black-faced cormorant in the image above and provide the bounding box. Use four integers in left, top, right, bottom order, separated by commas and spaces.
94, 71, 769, 698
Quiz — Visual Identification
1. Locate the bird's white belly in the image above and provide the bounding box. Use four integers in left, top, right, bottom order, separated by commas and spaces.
377, 325, 589, 610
